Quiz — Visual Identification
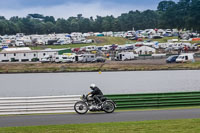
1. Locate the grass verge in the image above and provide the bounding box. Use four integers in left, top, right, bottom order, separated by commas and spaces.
0, 119, 200, 133
1, 61, 200, 73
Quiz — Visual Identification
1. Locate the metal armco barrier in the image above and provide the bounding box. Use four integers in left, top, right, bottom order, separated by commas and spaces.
105, 91, 200, 109
0, 95, 81, 115
1, 91, 200, 115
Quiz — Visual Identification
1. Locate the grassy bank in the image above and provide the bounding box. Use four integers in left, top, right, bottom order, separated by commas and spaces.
0, 61, 200, 73
1, 119, 200, 133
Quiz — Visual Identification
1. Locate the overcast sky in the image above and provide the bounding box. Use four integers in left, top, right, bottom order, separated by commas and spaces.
0, 0, 178, 19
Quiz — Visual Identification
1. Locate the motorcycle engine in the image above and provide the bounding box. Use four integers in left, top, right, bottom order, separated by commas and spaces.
89, 105, 101, 111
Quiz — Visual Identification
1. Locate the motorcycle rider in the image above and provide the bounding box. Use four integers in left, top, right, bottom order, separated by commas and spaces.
88, 84, 104, 106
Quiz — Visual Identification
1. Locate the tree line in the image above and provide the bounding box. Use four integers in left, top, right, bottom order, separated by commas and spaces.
0, 0, 199, 35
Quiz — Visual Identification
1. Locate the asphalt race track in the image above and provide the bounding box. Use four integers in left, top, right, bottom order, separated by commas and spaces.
0, 108, 200, 127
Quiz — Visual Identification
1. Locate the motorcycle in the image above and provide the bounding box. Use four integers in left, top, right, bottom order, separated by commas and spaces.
74, 94, 116, 114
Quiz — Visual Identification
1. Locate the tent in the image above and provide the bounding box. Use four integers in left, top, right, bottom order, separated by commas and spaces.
134, 46, 156, 55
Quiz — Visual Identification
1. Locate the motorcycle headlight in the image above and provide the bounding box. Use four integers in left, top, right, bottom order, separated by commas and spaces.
81, 95, 86, 100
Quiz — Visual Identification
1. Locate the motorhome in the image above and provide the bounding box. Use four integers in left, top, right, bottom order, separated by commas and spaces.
75, 55, 84, 62
115, 52, 137, 61
102, 31, 113, 37
81, 54, 96, 63
176, 53, 195, 63
158, 43, 169, 49
124, 44, 134, 50
55, 55, 68, 63
124, 31, 135, 39
41, 55, 55, 63
116, 44, 134, 51
54, 38, 72, 45
82, 39, 93, 44
55, 54, 79, 63
85, 45, 97, 52
63, 53, 77, 63
55, 55, 62, 63
15, 40, 25, 47
65, 56, 75, 63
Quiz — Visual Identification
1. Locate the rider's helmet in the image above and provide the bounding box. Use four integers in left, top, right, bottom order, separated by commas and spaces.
90, 83, 96, 90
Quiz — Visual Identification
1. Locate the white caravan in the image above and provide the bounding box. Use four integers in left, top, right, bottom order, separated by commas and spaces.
55, 54, 79, 63
115, 52, 138, 61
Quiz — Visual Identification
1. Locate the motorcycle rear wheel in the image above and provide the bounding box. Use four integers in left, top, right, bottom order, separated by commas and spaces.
103, 101, 115, 113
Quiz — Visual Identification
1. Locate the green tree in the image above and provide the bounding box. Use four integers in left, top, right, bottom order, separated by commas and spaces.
157, 0, 176, 11
55, 18, 70, 33
0, 0, 199, 35
44, 16, 55, 23
45, 22, 55, 34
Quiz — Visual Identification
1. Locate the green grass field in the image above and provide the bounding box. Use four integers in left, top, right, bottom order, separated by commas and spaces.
0, 119, 200, 133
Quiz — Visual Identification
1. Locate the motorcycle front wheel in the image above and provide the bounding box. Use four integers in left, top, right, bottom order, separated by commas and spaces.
74, 101, 88, 114
103, 101, 115, 113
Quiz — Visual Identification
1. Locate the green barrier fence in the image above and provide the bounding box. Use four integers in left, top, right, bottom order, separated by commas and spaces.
105, 91, 200, 109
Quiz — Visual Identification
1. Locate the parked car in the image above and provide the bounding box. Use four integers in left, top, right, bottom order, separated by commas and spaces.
110, 44, 118, 50
194, 43, 200, 48
97, 46, 103, 51
72, 48, 80, 53
166, 55, 178, 63
92, 57, 106, 63
125, 44, 134, 50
